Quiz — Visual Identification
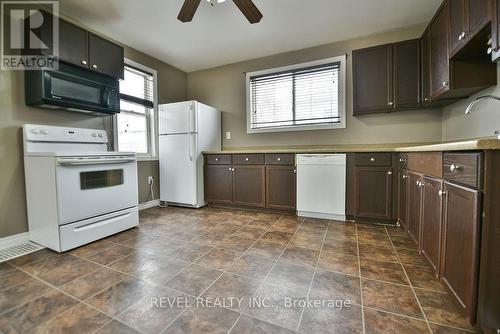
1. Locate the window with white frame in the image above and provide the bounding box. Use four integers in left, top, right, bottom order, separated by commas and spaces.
246, 56, 346, 133
116, 60, 157, 157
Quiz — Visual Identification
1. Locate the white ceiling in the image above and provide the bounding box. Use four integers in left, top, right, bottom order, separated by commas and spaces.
59, 0, 442, 72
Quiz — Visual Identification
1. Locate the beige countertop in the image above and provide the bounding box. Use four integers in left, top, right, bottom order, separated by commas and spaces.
203, 137, 500, 154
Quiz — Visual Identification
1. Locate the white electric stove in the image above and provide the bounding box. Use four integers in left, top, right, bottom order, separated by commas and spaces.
23, 124, 139, 252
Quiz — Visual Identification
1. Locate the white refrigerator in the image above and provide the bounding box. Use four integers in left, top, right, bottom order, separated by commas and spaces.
159, 101, 221, 208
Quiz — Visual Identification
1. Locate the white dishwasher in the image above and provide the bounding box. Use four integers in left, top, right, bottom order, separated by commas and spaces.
296, 154, 346, 221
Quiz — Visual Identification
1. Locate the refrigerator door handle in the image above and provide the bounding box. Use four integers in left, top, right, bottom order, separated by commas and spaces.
188, 134, 193, 161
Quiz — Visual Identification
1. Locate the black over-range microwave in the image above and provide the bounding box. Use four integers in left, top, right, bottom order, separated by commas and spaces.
25, 62, 120, 115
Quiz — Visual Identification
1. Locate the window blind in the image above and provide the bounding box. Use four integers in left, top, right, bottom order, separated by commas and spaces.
249, 62, 341, 130
119, 65, 154, 110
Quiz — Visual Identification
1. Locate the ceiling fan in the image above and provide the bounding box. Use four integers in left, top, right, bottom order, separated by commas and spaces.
177, 0, 263, 24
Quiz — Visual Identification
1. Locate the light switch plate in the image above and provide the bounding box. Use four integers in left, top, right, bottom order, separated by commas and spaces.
226, 131, 231, 140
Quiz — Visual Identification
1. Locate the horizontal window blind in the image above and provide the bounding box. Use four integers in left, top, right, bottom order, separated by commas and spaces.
119, 65, 154, 110
249, 62, 341, 130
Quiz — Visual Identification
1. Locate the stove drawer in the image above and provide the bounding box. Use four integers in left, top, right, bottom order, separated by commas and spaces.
60, 207, 138, 251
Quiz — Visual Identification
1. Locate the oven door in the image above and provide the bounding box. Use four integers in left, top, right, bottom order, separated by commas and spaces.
55, 156, 138, 225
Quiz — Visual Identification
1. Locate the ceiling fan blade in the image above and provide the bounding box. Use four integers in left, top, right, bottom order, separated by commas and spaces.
177, 0, 202, 22
232, 0, 263, 24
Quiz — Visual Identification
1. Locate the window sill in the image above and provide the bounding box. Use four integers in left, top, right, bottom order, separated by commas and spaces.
136, 156, 159, 162
247, 123, 346, 134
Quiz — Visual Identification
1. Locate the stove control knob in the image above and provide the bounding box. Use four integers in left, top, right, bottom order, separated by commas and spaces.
91, 133, 97, 137
98, 133, 103, 138
31, 129, 39, 134
40, 129, 48, 135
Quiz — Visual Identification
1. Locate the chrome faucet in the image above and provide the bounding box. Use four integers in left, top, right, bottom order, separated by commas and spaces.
465, 95, 500, 114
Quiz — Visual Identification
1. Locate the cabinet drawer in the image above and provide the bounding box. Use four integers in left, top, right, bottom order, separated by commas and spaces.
265, 154, 295, 166
355, 153, 392, 167
205, 154, 232, 165
407, 152, 442, 178
443, 153, 482, 189
233, 154, 265, 165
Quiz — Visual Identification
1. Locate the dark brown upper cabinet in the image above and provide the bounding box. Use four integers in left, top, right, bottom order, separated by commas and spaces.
425, 1, 496, 103
88, 33, 124, 79
429, 2, 451, 101
441, 182, 481, 324
352, 44, 393, 115
492, 0, 500, 61
34, 11, 124, 79
57, 19, 88, 67
353, 40, 421, 115
449, 0, 491, 57
393, 39, 421, 109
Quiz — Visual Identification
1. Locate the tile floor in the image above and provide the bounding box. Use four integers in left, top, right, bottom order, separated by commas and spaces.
0, 207, 478, 333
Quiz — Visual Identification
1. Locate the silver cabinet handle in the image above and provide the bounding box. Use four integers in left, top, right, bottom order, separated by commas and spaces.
277, 157, 281, 161
388, 101, 394, 106
215, 158, 219, 161
442, 81, 449, 87
81, 60, 88, 65
92, 64, 98, 69
245, 158, 249, 161
450, 164, 462, 172
293, 169, 297, 173
438, 190, 446, 197
424, 97, 430, 102
387, 171, 393, 175
487, 47, 493, 55
402, 174, 408, 179
370, 157, 375, 162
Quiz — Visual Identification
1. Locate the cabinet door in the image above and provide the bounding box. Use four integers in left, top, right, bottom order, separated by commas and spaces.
353, 44, 393, 115
355, 167, 393, 220
88, 33, 124, 79
467, 0, 490, 38
266, 166, 296, 210
449, 0, 468, 55
421, 177, 443, 273
205, 165, 233, 205
441, 182, 481, 323
233, 165, 266, 208
58, 19, 88, 68
421, 30, 432, 105
393, 39, 421, 109
430, 3, 450, 100
407, 172, 422, 246
398, 171, 408, 229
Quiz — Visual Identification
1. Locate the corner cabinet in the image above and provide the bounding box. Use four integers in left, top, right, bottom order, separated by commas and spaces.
204, 153, 296, 212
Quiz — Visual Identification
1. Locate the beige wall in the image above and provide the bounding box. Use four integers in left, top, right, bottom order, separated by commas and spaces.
0, 39, 186, 238
442, 62, 500, 141
187, 25, 443, 149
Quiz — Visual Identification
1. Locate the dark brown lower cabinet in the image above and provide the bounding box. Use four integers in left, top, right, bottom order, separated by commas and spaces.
407, 172, 422, 246
355, 167, 393, 220
441, 182, 481, 324
266, 166, 296, 210
205, 165, 233, 204
233, 165, 266, 208
398, 171, 408, 229
420, 177, 443, 273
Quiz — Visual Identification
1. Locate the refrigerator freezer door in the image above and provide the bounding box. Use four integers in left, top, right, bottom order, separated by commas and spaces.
159, 134, 198, 206
159, 101, 197, 135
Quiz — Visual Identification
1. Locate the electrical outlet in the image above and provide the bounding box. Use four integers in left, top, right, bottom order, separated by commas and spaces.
226, 131, 231, 140
147, 176, 154, 185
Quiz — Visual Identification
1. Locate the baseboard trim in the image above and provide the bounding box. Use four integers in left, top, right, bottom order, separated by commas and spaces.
297, 211, 346, 221
0, 232, 30, 250
138, 200, 160, 211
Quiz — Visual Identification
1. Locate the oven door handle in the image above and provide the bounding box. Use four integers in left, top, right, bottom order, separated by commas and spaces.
57, 158, 136, 166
